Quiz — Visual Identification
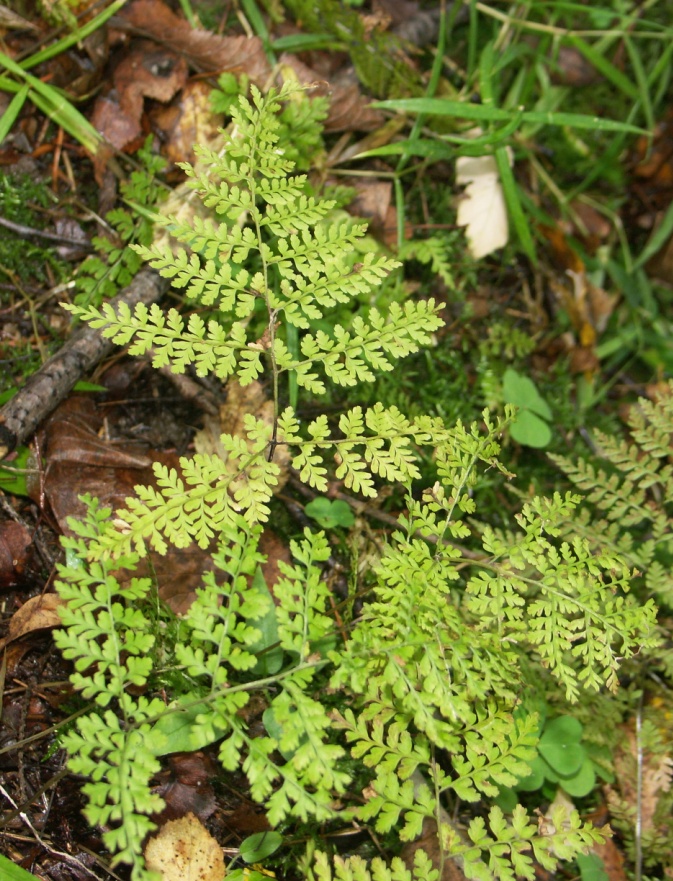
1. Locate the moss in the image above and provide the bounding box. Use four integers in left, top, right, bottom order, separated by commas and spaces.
0, 173, 69, 289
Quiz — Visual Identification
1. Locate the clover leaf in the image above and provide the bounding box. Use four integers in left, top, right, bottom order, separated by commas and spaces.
502, 368, 553, 448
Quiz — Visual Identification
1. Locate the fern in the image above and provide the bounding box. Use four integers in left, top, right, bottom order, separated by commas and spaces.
398, 234, 461, 290
552, 381, 673, 610
53, 84, 660, 881
53, 498, 166, 879
56, 503, 348, 880
307, 849, 439, 881
65, 84, 444, 555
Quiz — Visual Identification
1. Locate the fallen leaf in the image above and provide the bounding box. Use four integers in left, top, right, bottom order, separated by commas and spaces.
91, 41, 188, 153
148, 546, 219, 616
150, 80, 223, 167
121, 0, 271, 86
607, 723, 673, 838
34, 394, 217, 615
145, 812, 224, 881
456, 151, 511, 259
155, 753, 218, 824
0, 520, 33, 589
258, 528, 293, 595
592, 837, 628, 881
279, 53, 384, 132
0, 593, 63, 651
347, 179, 393, 232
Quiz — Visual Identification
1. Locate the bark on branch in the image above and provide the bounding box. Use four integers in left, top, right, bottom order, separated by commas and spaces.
0, 270, 167, 460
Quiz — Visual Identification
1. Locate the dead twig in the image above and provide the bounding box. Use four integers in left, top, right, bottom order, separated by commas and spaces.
0, 270, 167, 459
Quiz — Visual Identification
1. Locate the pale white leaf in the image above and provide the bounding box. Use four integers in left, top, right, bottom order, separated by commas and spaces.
456, 153, 511, 260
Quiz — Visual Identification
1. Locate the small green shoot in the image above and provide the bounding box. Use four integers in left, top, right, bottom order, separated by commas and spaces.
502, 368, 553, 448
517, 716, 597, 798
239, 831, 283, 863
304, 498, 355, 530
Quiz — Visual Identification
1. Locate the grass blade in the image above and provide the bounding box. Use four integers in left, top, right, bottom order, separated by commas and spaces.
495, 146, 536, 264
0, 83, 29, 141
28, 87, 102, 154
374, 97, 648, 135
0, 855, 40, 881
633, 198, 673, 270
565, 36, 639, 101
0, 49, 101, 153
271, 33, 341, 52
623, 34, 654, 134
21, 0, 129, 69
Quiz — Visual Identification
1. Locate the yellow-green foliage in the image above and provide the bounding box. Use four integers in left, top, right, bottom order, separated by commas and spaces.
55, 85, 658, 881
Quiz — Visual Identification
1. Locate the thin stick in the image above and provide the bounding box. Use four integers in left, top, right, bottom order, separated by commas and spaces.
0, 270, 167, 459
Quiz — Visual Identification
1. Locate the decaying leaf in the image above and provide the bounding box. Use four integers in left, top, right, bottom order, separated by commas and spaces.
0, 593, 63, 651
607, 723, 673, 838
278, 53, 384, 132
120, 0, 271, 86
0, 520, 33, 589
91, 41, 188, 153
36, 395, 218, 615
145, 812, 224, 881
151, 80, 224, 167
456, 152, 511, 259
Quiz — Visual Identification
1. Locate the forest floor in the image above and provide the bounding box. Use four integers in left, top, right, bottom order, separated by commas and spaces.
2, 2, 673, 881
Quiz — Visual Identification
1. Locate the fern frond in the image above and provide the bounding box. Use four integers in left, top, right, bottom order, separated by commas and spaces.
552, 381, 673, 610
309, 849, 439, 881
53, 498, 167, 880
458, 803, 606, 881
468, 493, 659, 701
292, 300, 441, 390
64, 300, 258, 381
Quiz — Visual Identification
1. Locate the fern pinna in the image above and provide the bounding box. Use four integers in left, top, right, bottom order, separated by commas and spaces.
55, 84, 658, 880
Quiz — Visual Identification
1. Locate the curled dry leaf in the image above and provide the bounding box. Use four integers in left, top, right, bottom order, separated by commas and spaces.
456, 151, 511, 259
0, 593, 63, 651
91, 41, 188, 153
120, 0, 270, 86
145, 812, 224, 881
279, 53, 384, 132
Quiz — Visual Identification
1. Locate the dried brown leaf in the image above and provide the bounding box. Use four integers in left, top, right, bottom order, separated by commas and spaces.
347, 179, 392, 231
155, 753, 218, 824
608, 724, 673, 837
0, 520, 33, 589
0, 593, 63, 651
92, 41, 188, 153
144, 812, 224, 881
278, 53, 384, 132
151, 80, 223, 167
121, 0, 270, 85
